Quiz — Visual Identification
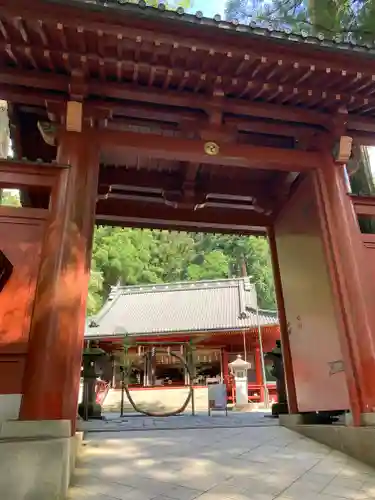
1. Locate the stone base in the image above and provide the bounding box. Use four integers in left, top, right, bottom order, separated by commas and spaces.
280, 411, 343, 425
103, 386, 209, 413
0, 420, 82, 500
78, 401, 102, 420
271, 402, 288, 416
280, 415, 375, 469
360, 413, 375, 426
232, 403, 254, 412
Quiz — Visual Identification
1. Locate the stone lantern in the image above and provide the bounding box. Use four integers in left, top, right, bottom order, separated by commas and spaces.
229, 355, 251, 406
78, 344, 106, 420
265, 340, 288, 416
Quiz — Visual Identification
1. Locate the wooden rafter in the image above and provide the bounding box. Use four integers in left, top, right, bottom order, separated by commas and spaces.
2, 0, 375, 79
2, 41, 374, 113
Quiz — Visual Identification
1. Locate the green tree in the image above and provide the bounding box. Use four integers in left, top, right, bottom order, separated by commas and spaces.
87, 264, 104, 316
88, 228, 276, 315
150, 231, 195, 282
225, 0, 375, 41
187, 250, 229, 280
0, 189, 21, 207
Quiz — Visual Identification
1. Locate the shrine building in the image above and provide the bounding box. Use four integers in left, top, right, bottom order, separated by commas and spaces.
85, 277, 280, 411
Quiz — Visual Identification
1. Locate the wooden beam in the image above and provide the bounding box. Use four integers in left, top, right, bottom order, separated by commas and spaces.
352, 134, 375, 146
226, 117, 324, 139
350, 195, 375, 217
0, 158, 67, 188
0, 83, 66, 108
4, 66, 375, 135
89, 80, 328, 127
0, 67, 67, 92
0, 67, 329, 127
95, 199, 270, 235
98, 166, 269, 200
91, 129, 321, 171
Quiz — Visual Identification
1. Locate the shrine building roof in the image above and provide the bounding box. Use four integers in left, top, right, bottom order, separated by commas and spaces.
85, 277, 278, 339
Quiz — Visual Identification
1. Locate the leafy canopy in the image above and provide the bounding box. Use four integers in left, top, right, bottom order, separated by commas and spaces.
88, 229, 276, 315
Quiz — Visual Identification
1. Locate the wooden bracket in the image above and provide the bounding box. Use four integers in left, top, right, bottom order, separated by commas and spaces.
333, 135, 353, 164
66, 101, 83, 133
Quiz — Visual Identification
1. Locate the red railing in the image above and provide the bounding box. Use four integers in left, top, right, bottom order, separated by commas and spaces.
227, 382, 278, 404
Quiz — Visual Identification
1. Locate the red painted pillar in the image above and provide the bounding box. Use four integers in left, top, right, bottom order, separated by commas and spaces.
268, 228, 298, 413
314, 156, 375, 423
222, 349, 229, 386
20, 131, 99, 430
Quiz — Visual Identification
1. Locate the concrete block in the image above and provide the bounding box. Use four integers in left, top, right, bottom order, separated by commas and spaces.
0, 420, 80, 500
279, 413, 304, 426
0, 394, 21, 421
0, 419, 71, 439
360, 413, 375, 426
70, 432, 83, 478
281, 422, 375, 469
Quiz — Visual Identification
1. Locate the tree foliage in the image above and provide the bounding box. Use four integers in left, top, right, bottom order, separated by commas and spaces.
88, 228, 276, 315
0, 189, 21, 207
225, 0, 375, 42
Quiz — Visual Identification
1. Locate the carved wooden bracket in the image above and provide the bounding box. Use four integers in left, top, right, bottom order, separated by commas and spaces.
37, 121, 57, 147
333, 135, 353, 164
0, 249, 13, 292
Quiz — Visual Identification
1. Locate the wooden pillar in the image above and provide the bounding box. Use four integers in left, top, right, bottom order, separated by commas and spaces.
20, 131, 100, 428
111, 357, 116, 389
222, 349, 229, 386
314, 157, 375, 423
268, 228, 298, 413
254, 346, 264, 402
183, 345, 189, 385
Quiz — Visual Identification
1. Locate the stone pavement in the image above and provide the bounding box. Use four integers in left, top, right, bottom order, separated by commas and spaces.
78, 411, 277, 433
69, 421, 375, 500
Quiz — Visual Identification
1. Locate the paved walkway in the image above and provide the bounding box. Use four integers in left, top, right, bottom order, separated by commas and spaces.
78, 412, 277, 433
69, 423, 375, 500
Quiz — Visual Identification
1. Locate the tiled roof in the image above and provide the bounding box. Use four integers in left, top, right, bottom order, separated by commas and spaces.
65, 0, 375, 55
85, 278, 278, 339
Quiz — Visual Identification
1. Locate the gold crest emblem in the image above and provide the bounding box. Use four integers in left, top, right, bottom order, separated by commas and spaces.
204, 141, 220, 156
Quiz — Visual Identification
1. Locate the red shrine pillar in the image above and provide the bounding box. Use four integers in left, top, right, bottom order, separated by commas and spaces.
20, 130, 99, 430
268, 228, 298, 413
315, 154, 375, 424
315, 154, 375, 425
222, 349, 229, 385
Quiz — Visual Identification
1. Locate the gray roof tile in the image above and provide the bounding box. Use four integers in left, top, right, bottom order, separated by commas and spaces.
86, 278, 278, 339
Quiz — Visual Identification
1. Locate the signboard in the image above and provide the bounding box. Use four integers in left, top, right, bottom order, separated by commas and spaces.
208, 383, 227, 415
